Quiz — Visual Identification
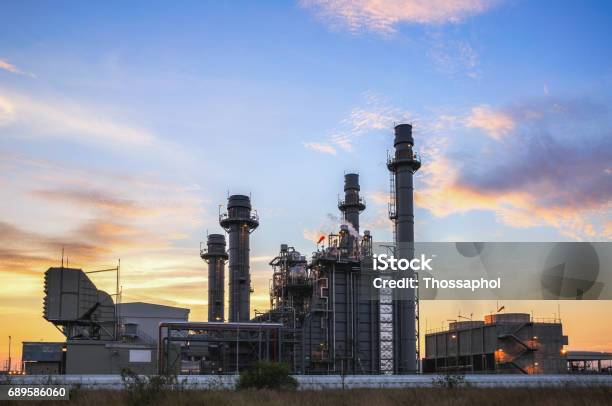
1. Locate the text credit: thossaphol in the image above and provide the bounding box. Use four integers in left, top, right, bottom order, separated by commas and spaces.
372, 254, 501, 291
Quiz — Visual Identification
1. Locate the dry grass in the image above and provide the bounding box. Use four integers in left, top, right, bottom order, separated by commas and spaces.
12, 386, 612, 406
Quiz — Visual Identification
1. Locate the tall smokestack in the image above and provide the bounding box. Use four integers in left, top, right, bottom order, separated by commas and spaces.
201, 234, 228, 321
338, 173, 366, 233
388, 124, 421, 374
220, 195, 259, 322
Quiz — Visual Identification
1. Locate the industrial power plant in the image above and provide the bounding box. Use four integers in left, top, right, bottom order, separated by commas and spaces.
17, 125, 608, 376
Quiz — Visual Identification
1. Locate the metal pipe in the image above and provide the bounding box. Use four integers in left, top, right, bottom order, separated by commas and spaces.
157, 322, 283, 374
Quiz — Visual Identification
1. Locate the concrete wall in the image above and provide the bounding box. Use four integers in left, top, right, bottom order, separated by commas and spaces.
24, 362, 61, 375
66, 341, 156, 375
6, 374, 612, 390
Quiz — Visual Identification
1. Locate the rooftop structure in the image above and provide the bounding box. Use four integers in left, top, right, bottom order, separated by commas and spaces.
423, 313, 568, 374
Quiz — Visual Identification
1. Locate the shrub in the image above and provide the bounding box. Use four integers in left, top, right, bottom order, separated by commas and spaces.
120, 368, 177, 405
236, 362, 298, 391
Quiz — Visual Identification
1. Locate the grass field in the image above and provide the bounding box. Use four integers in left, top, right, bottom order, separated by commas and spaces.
11, 386, 612, 406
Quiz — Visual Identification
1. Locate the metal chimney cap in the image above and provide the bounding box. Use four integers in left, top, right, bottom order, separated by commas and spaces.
207, 234, 226, 245
394, 124, 414, 147
227, 194, 251, 209
344, 173, 360, 191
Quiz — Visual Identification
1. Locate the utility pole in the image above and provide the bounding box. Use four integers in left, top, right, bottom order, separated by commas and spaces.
7, 335, 11, 372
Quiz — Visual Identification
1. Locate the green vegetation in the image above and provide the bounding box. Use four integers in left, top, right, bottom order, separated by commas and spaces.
236, 362, 298, 391
120, 368, 178, 406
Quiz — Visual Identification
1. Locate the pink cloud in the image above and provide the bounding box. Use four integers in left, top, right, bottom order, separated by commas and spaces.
464, 104, 515, 139
0, 59, 35, 77
301, 0, 497, 35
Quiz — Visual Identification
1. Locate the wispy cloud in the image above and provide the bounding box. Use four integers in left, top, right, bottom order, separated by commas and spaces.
0, 154, 206, 274
300, 0, 497, 35
366, 190, 389, 205
464, 104, 515, 139
0, 89, 168, 150
303, 141, 337, 155
32, 189, 164, 218
361, 191, 394, 237
0, 59, 35, 77
304, 93, 412, 154
427, 32, 481, 78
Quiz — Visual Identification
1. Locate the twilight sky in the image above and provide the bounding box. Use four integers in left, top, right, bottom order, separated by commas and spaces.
1, 1, 611, 369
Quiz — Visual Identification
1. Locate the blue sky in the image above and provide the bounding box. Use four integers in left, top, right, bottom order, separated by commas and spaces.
1, 1, 612, 358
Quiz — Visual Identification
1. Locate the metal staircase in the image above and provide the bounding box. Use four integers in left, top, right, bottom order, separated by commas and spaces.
497, 323, 537, 374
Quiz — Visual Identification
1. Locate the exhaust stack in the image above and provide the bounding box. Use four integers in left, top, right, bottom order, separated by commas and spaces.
388, 124, 421, 374
338, 173, 366, 234
201, 234, 228, 321
220, 195, 259, 322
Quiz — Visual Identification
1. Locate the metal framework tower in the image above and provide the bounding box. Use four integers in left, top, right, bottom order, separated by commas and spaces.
201, 234, 228, 322
388, 123, 421, 374
338, 173, 366, 233
220, 195, 259, 322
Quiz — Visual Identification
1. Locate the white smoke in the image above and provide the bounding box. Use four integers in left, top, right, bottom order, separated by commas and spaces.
341, 220, 361, 240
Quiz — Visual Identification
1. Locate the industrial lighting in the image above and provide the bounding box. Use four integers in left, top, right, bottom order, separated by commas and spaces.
533, 336, 538, 339
451, 334, 457, 339
535, 362, 539, 366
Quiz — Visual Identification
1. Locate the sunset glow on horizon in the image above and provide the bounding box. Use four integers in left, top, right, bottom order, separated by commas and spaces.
1, 1, 611, 370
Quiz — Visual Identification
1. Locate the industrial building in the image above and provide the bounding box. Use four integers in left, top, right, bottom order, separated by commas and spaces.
175, 124, 421, 375
172, 172, 382, 375
21, 124, 420, 375
20, 124, 584, 376
23, 266, 190, 374
423, 313, 568, 374
22, 342, 64, 375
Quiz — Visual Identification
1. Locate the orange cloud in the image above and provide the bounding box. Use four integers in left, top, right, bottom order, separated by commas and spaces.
464, 104, 515, 139
0, 152, 206, 284
32, 189, 165, 218
366, 191, 389, 205
416, 144, 609, 239
604, 221, 612, 239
